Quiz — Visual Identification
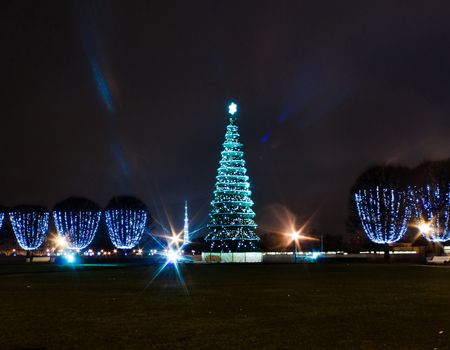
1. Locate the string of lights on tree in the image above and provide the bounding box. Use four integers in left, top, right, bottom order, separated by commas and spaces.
105, 196, 148, 250
354, 186, 411, 244
9, 207, 50, 250
205, 102, 260, 252
0, 212, 4, 232
53, 211, 102, 250
410, 184, 450, 242
53, 197, 102, 250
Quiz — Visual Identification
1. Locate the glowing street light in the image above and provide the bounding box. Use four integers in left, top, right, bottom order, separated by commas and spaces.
291, 231, 300, 240
55, 235, 68, 249
169, 232, 183, 248
291, 231, 300, 262
418, 222, 431, 235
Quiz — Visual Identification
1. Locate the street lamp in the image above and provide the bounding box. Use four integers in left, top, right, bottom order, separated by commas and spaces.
418, 222, 431, 236
291, 231, 300, 263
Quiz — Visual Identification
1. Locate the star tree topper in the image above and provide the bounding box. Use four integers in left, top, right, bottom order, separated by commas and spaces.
228, 102, 238, 116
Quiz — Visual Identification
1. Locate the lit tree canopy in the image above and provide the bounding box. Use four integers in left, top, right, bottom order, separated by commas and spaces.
354, 187, 411, 244
53, 197, 101, 250
9, 205, 49, 251
0, 206, 5, 234
410, 160, 450, 242
352, 166, 411, 244
205, 103, 260, 252
105, 196, 149, 250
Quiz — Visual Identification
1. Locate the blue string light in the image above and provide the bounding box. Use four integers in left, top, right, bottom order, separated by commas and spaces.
0, 213, 4, 232
53, 211, 101, 250
105, 209, 147, 249
9, 211, 50, 250
354, 186, 410, 244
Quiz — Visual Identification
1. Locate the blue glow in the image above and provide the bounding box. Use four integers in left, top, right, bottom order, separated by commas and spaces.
277, 112, 289, 123
111, 142, 130, 180
260, 130, 272, 144
65, 254, 76, 264
105, 209, 147, 249
311, 252, 321, 259
9, 211, 50, 250
53, 211, 101, 250
0, 213, 4, 232
90, 60, 114, 112
228, 102, 238, 116
354, 186, 410, 244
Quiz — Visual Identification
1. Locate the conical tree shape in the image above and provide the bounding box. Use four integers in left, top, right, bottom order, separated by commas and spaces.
205, 103, 260, 252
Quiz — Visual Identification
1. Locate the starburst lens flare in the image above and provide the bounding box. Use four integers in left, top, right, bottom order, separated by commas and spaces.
55, 235, 68, 248
354, 186, 410, 244
169, 231, 184, 248
418, 222, 431, 235
291, 232, 300, 240
166, 249, 181, 263
410, 184, 450, 242
9, 207, 50, 250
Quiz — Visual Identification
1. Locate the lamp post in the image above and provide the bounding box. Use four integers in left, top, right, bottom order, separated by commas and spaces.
291, 232, 299, 263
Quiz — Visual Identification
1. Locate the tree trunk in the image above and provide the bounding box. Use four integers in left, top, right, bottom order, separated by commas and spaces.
384, 244, 390, 261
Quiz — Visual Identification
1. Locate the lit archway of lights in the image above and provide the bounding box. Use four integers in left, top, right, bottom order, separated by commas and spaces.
105, 209, 147, 249
53, 211, 102, 250
9, 211, 50, 250
354, 186, 410, 244
410, 184, 450, 242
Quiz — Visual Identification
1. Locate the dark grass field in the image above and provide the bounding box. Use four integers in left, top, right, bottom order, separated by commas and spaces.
0, 263, 449, 349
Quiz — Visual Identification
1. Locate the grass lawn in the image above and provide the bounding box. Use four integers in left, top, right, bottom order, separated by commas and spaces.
0, 263, 449, 349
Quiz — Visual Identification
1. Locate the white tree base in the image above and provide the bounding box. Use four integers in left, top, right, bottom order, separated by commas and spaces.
202, 252, 262, 263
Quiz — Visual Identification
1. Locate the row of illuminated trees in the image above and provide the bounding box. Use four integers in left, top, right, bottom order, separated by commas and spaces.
349, 159, 450, 249
0, 196, 150, 252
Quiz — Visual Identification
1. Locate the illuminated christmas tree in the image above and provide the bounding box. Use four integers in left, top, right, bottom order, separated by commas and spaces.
205, 102, 260, 252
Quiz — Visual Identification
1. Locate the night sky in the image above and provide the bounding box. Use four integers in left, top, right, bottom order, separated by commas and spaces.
1, 0, 450, 239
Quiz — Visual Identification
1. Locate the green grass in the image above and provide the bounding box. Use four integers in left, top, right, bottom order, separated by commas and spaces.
0, 263, 449, 349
